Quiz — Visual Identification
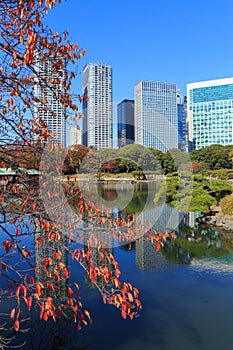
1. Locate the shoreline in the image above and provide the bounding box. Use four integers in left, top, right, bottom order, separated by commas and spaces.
197, 209, 233, 232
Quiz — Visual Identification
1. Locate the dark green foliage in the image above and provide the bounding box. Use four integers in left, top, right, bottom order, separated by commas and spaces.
154, 173, 232, 213
190, 144, 233, 171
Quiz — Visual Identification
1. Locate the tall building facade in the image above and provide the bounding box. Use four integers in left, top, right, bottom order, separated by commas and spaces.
134, 81, 178, 152
82, 63, 112, 150
177, 93, 188, 151
117, 99, 134, 148
187, 78, 233, 150
112, 102, 118, 148
70, 126, 82, 146
33, 56, 66, 146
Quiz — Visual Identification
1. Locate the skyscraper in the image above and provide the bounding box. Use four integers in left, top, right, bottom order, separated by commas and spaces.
187, 78, 233, 150
177, 93, 188, 152
134, 80, 178, 152
70, 126, 82, 146
117, 99, 134, 148
82, 62, 112, 150
33, 56, 66, 146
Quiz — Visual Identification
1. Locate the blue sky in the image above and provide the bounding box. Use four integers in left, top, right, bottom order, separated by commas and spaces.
45, 0, 233, 102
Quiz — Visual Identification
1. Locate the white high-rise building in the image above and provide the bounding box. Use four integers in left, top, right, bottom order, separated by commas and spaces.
33, 56, 66, 146
134, 80, 178, 152
82, 63, 112, 150
70, 126, 82, 146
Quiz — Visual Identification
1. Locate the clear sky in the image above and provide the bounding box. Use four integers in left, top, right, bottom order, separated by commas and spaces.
45, 0, 233, 103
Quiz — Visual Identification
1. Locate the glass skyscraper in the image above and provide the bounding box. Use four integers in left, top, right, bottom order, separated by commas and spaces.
134, 80, 178, 152
177, 93, 188, 152
117, 99, 134, 148
82, 62, 112, 150
187, 78, 233, 150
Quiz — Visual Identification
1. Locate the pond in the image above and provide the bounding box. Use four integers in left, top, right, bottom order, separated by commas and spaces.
1, 182, 233, 350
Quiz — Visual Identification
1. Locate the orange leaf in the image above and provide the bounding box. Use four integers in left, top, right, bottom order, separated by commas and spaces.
102, 293, 107, 304
10, 308, 16, 319
22, 249, 31, 258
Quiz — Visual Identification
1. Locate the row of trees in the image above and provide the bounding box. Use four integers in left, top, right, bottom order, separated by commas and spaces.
63, 144, 233, 176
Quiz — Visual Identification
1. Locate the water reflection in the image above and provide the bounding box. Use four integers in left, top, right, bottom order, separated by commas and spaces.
2, 183, 233, 350
34, 219, 68, 300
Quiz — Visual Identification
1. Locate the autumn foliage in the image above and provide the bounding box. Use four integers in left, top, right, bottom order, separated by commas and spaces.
0, 1, 176, 348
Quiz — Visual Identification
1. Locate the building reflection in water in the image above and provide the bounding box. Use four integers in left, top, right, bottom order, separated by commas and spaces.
34, 219, 68, 301
82, 218, 115, 290
136, 205, 188, 270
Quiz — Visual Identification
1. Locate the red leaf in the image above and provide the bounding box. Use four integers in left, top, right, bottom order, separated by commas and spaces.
15, 286, 21, 297
1, 263, 6, 271
36, 237, 42, 246
63, 268, 70, 278
155, 242, 161, 251
4, 240, 13, 253
27, 296, 32, 311
68, 287, 73, 295
15, 227, 19, 237
14, 319, 20, 331
43, 311, 48, 322
54, 250, 62, 259
121, 310, 127, 319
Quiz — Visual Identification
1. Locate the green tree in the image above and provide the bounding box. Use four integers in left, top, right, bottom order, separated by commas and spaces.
118, 144, 161, 172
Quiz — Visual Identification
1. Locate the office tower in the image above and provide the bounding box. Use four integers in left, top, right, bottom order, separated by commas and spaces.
187, 78, 233, 150
70, 126, 82, 146
33, 56, 66, 146
117, 99, 135, 148
177, 93, 188, 152
82, 62, 112, 150
134, 80, 178, 152
112, 102, 118, 148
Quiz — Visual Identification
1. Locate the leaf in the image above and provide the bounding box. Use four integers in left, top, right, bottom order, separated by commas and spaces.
68, 287, 73, 295
15, 227, 19, 236
15, 286, 21, 297
54, 250, 62, 259
22, 249, 31, 257
63, 268, 70, 278
4, 240, 13, 253
27, 296, 32, 311
73, 282, 80, 290
10, 308, 16, 319
155, 242, 161, 251
14, 319, 20, 331
121, 310, 127, 319
102, 293, 107, 304
43, 311, 48, 322
36, 237, 42, 246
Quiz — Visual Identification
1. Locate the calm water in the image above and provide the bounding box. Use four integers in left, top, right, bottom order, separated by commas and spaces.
1, 183, 233, 350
